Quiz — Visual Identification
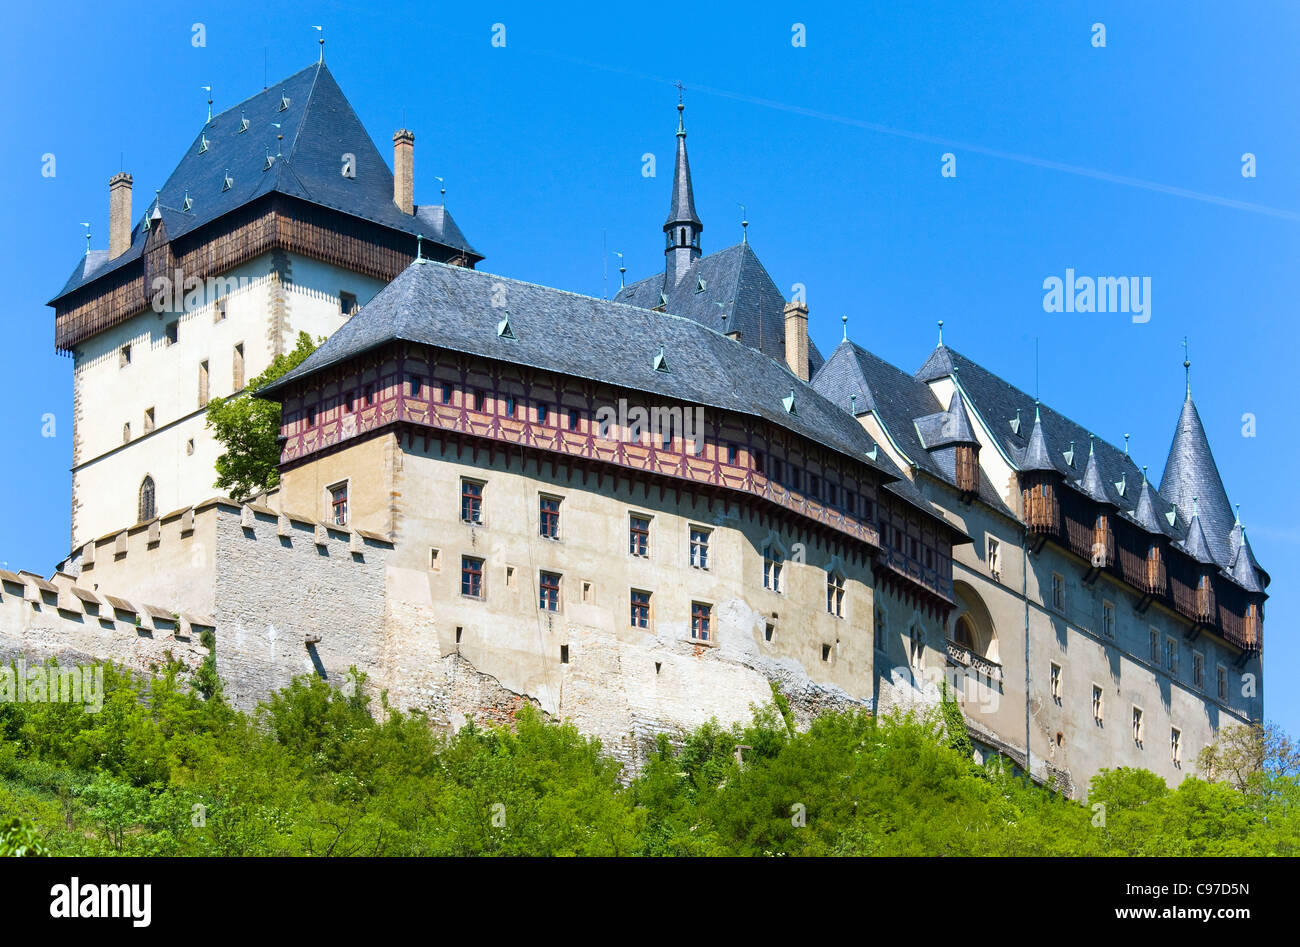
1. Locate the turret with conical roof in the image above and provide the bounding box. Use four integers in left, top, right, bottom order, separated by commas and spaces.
664, 97, 703, 288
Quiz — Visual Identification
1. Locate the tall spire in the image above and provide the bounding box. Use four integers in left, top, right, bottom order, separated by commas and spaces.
1159, 391, 1235, 568
664, 85, 703, 287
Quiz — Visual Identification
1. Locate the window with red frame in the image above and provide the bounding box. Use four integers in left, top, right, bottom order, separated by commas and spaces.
539, 496, 560, 539
690, 601, 712, 641
539, 571, 561, 611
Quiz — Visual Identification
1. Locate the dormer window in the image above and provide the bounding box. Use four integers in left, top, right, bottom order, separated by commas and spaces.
238, 113, 250, 133
181, 192, 193, 213
222, 171, 233, 192
263, 153, 275, 171
278, 93, 290, 111
695, 277, 707, 293
198, 134, 209, 154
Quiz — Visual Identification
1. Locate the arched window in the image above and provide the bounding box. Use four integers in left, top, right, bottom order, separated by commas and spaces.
679, 227, 686, 245
955, 614, 977, 650
138, 476, 156, 522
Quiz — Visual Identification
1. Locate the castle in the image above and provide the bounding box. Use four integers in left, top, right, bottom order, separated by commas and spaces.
4, 61, 1265, 791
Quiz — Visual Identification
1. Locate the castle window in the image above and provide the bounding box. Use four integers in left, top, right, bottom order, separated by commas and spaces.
987, 537, 1002, 576
679, 227, 686, 245
408, 375, 422, 398
474, 390, 486, 412
753, 450, 764, 475
329, 482, 348, 526
630, 589, 651, 628
826, 570, 845, 617
765, 622, 776, 643
1092, 685, 1103, 724
810, 474, 821, 498
1165, 637, 1179, 675
441, 382, 453, 405
1149, 628, 1160, 663
233, 343, 245, 390
763, 544, 783, 592
537, 403, 549, 425
461, 479, 484, 524
1050, 663, 1062, 703
429, 548, 441, 571
123, 422, 131, 443
629, 514, 651, 557
212, 298, 226, 323
725, 443, 738, 465
1132, 706, 1144, 746
461, 556, 484, 599
1171, 728, 1182, 766
364, 384, 374, 406
689, 527, 711, 569
165, 321, 178, 346
821, 644, 833, 663
186, 438, 194, 456
340, 291, 358, 317
1193, 652, 1205, 689
539, 571, 561, 612
120, 344, 131, 368
909, 625, 924, 670
1051, 573, 1064, 611
198, 360, 209, 408
138, 476, 156, 522
567, 407, 580, 430
1217, 665, 1227, 700
690, 601, 712, 642
306, 406, 316, 428
1102, 600, 1115, 638
143, 407, 155, 434
539, 496, 560, 539
505, 394, 516, 417
874, 607, 886, 652
560, 644, 570, 664
345, 390, 355, 412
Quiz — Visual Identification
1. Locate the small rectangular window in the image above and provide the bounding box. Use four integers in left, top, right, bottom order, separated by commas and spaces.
689, 526, 710, 569
233, 343, 245, 391
1092, 685, 1103, 723
821, 643, 832, 662
539, 496, 560, 539
581, 581, 593, 603
144, 407, 155, 433
461, 556, 484, 598
987, 536, 1001, 576
1132, 707, 1144, 746
539, 571, 561, 611
306, 405, 316, 427
441, 382, 453, 405
630, 589, 651, 628
214, 298, 226, 323
120, 344, 132, 368
537, 403, 549, 425
429, 548, 441, 571
560, 644, 570, 664
198, 360, 210, 408
1193, 652, 1204, 689
567, 407, 580, 430
505, 394, 516, 418
474, 390, 486, 412
690, 601, 712, 642
165, 322, 178, 346
726, 443, 739, 465
340, 291, 358, 317
1051, 573, 1065, 611
1150, 628, 1160, 663
763, 545, 783, 592
765, 622, 776, 643
461, 479, 484, 524
1166, 637, 1179, 675
1217, 665, 1227, 700
364, 384, 374, 406
329, 482, 348, 526
1102, 601, 1115, 638
1050, 663, 1062, 703
1171, 727, 1182, 765
629, 514, 650, 557
408, 375, 422, 398
826, 571, 845, 617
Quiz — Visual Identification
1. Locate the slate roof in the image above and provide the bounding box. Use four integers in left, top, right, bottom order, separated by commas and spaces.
51, 62, 479, 304
916, 344, 1268, 593
263, 260, 933, 505
1159, 396, 1236, 569
665, 108, 702, 229
811, 340, 1010, 515
614, 242, 824, 377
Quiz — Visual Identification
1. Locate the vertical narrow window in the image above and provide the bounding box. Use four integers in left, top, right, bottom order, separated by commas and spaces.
537, 403, 549, 425
1051, 573, 1065, 611
408, 375, 422, 398
215, 298, 227, 323
233, 343, 245, 390
1149, 628, 1160, 663
345, 390, 355, 412
460, 480, 483, 524
120, 344, 132, 368
505, 394, 516, 418
539, 571, 561, 612
725, 443, 738, 465
329, 482, 348, 526
690, 601, 712, 642
1171, 728, 1181, 765
123, 422, 131, 443
629, 514, 650, 557
364, 384, 374, 406
474, 390, 486, 411
689, 527, 710, 569
143, 407, 155, 434
1217, 665, 1227, 700
874, 607, 885, 652
1132, 707, 1143, 746
306, 405, 316, 428
1166, 637, 1178, 675
567, 407, 580, 430
763, 545, 783, 592
1092, 685, 1103, 723
1103, 601, 1115, 638
461, 556, 484, 598
138, 475, 156, 522
1050, 663, 1062, 703
539, 496, 560, 539
826, 571, 845, 617
441, 382, 453, 405
909, 626, 924, 670
1193, 652, 1205, 689
198, 360, 210, 408
753, 450, 764, 475
630, 589, 651, 628
339, 291, 358, 317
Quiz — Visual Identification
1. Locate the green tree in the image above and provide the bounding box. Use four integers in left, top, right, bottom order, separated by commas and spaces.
205, 331, 318, 500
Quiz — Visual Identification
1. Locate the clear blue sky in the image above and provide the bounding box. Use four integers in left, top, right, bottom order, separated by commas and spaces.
2, 1, 1295, 735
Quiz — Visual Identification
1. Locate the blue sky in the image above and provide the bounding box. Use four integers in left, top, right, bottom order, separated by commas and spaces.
2, 1, 1296, 735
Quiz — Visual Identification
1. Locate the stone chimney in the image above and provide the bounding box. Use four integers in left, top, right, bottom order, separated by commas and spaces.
392, 129, 414, 215
784, 301, 809, 381
109, 172, 133, 259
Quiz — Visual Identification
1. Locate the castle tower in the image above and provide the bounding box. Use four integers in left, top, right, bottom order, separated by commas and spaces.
663, 98, 702, 288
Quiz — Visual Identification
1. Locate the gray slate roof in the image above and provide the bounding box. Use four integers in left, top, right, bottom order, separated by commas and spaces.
916, 344, 1267, 593
811, 340, 1010, 515
1159, 396, 1236, 569
665, 113, 702, 229
263, 259, 959, 525
614, 242, 824, 377
51, 62, 478, 304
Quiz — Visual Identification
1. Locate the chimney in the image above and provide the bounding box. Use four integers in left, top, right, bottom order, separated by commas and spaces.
392, 129, 414, 215
784, 301, 809, 381
109, 172, 133, 259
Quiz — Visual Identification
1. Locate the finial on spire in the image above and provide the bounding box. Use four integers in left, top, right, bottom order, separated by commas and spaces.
1142, 464, 1148, 484
1124, 433, 1130, 455
271, 123, 283, 156
1234, 503, 1241, 527
674, 81, 686, 135
313, 25, 324, 62
937, 319, 943, 345
415, 233, 425, 263
739, 203, 747, 243
79, 222, 91, 256
1034, 400, 1041, 423
615, 251, 625, 289
842, 314, 848, 340
202, 85, 213, 124
1182, 336, 1191, 399
435, 176, 446, 206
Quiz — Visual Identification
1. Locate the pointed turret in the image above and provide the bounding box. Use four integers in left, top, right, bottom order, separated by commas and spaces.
941, 389, 977, 445
1077, 437, 1111, 504
1128, 469, 1166, 534
1019, 405, 1055, 472
1181, 501, 1215, 565
663, 97, 703, 287
1230, 530, 1264, 593
1159, 366, 1235, 566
